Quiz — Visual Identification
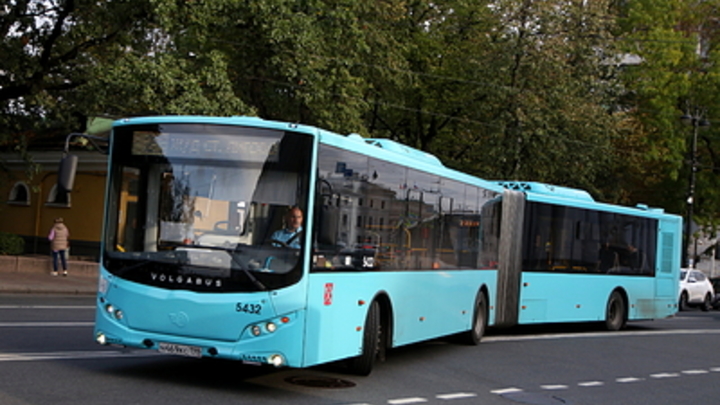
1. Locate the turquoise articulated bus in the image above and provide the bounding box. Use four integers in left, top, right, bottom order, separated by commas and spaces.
81, 116, 681, 375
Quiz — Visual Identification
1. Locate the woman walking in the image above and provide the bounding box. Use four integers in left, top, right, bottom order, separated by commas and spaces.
48, 217, 70, 276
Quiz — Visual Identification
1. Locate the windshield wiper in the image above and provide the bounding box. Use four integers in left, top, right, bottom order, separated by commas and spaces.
229, 254, 267, 291
118, 259, 154, 274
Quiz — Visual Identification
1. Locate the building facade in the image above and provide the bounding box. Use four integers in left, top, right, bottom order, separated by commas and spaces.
1, 151, 108, 259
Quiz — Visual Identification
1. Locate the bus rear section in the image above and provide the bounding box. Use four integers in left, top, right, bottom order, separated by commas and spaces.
492, 183, 681, 330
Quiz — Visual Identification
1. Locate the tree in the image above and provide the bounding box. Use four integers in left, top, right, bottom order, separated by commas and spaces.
158, 0, 409, 136
617, 0, 720, 224
0, 0, 251, 148
5, 0, 716, 221
360, 0, 625, 199
469, 0, 623, 193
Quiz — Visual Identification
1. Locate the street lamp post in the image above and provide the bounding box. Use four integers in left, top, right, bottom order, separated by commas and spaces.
681, 110, 710, 268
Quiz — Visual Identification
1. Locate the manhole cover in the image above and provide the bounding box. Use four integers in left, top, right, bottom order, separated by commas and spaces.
501, 392, 570, 405
285, 375, 356, 388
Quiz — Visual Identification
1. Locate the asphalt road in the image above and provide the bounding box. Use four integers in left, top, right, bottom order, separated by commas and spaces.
1, 294, 719, 405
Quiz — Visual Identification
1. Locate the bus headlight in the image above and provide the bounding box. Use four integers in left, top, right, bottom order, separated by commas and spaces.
105, 303, 123, 320
96, 332, 107, 345
265, 322, 277, 333
268, 354, 284, 367
251, 325, 261, 336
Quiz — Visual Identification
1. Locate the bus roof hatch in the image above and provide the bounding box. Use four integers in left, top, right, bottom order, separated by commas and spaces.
363, 138, 444, 167
498, 181, 595, 202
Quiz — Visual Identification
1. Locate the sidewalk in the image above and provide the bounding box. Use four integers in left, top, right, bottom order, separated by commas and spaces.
0, 255, 98, 295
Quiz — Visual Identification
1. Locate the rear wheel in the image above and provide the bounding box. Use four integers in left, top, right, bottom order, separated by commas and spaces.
605, 291, 626, 331
702, 294, 712, 312
462, 293, 487, 345
347, 301, 381, 376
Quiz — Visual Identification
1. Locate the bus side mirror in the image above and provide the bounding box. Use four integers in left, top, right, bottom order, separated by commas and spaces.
58, 154, 78, 192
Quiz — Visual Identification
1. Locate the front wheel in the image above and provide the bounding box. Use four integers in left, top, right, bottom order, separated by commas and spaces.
605, 291, 626, 331
347, 301, 381, 376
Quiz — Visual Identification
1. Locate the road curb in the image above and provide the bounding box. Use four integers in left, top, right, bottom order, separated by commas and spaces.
0, 256, 98, 295
0, 255, 98, 277
0, 288, 96, 296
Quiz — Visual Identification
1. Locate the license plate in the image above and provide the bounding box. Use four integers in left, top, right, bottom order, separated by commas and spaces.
158, 342, 202, 358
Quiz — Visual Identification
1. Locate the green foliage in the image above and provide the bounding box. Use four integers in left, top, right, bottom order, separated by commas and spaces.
3, 0, 720, 227
0, 232, 24, 255
0, 0, 253, 143
360, 0, 624, 199
617, 0, 720, 226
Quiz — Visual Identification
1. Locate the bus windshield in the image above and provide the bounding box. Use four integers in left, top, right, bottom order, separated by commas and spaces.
102, 123, 313, 292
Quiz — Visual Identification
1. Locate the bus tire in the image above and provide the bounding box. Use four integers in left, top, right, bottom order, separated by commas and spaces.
462, 292, 487, 345
605, 291, 626, 331
347, 300, 381, 376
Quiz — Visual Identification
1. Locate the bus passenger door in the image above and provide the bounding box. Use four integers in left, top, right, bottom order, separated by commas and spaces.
655, 221, 681, 317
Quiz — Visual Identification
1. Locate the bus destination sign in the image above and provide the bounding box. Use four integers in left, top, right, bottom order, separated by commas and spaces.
131, 131, 280, 162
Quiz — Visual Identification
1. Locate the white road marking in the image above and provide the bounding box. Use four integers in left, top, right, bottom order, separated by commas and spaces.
0, 322, 93, 327
616, 377, 643, 383
436, 392, 477, 400
490, 387, 523, 395
681, 369, 709, 375
650, 373, 680, 378
492, 362, 719, 398
482, 328, 720, 343
540, 385, 568, 390
387, 398, 427, 405
578, 381, 604, 387
0, 305, 95, 309
0, 350, 159, 362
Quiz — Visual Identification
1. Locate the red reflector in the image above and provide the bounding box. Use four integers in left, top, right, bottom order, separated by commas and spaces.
281, 317, 290, 323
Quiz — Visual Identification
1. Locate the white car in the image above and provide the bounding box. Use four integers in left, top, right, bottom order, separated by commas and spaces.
678, 268, 715, 311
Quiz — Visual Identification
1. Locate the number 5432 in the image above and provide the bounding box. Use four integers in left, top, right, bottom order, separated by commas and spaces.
236, 302, 262, 314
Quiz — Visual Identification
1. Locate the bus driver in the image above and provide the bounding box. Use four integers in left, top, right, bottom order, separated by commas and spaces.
271, 206, 303, 249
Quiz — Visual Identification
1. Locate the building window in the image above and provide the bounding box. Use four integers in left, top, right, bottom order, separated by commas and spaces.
46, 184, 71, 207
8, 182, 30, 206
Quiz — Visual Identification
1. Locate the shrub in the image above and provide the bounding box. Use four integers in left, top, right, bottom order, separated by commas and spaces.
0, 232, 24, 255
